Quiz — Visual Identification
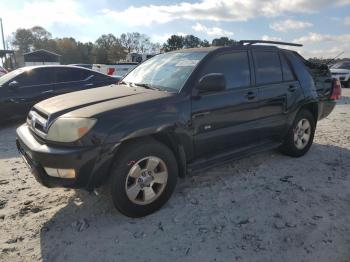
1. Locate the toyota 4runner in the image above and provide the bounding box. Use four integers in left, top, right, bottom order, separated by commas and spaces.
16, 40, 342, 217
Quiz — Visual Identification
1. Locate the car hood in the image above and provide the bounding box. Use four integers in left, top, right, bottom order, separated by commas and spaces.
34, 85, 171, 118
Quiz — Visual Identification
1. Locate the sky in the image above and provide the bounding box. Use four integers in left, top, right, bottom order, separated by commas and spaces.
0, 0, 350, 58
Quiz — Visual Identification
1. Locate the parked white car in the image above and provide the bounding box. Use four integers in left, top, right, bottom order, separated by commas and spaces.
330, 61, 350, 88
92, 63, 138, 78
0, 66, 7, 77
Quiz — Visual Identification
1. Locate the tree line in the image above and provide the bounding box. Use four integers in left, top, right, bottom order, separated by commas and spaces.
8, 26, 239, 66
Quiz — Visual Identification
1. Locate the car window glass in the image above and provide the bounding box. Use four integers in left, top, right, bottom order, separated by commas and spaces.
280, 53, 295, 81
253, 51, 282, 85
91, 72, 109, 81
55, 68, 90, 82
0, 68, 24, 86
199, 51, 251, 89
14, 70, 40, 86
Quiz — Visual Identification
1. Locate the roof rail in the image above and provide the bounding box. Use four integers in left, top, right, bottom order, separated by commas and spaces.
239, 40, 303, 47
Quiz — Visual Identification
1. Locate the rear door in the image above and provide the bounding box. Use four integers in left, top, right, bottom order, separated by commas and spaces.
51, 67, 92, 95
191, 50, 261, 158
252, 50, 303, 142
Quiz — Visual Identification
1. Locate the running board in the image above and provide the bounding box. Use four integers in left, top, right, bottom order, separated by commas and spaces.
187, 141, 281, 173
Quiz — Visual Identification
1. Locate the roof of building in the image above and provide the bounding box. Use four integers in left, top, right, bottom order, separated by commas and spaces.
23, 49, 61, 57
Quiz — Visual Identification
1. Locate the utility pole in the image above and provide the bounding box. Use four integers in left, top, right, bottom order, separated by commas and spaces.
0, 18, 5, 66
0, 18, 5, 50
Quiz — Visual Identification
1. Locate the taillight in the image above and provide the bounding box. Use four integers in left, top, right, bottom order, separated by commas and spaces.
330, 78, 342, 100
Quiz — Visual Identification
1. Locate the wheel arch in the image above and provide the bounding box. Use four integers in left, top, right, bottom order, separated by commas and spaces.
112, 132, 187, 179
299, 102, 318, 122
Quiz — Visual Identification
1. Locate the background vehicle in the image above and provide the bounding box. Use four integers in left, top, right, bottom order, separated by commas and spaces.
0, 65, 116, 121
330, 60, 350, 87
92, 62, 138, 77
0, 65, 7, 77
16, 41, 341, 217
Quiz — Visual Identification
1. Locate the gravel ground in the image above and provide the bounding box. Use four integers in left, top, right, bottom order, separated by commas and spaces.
0, 90, 350, 262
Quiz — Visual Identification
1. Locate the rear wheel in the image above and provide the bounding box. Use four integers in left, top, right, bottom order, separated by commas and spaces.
109, 139, 178, 217
279, 110, 316, 157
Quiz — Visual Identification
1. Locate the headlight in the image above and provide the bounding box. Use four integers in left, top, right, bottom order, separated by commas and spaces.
46, 118, 97, 142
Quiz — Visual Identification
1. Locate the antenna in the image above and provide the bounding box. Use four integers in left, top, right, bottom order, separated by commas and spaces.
325, 51, 344, 65
239, 40, 303, 47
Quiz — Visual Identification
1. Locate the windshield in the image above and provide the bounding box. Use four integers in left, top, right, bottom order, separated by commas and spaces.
331, 61, 350, 70
122, 51, 208, 92
0, 68, 25, 86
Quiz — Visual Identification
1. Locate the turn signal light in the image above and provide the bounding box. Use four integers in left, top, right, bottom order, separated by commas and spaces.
44, 167, 76, 179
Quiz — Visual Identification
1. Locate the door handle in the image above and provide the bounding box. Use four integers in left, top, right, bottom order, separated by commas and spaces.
288, 85, 297, 92
245, 91, 256, 100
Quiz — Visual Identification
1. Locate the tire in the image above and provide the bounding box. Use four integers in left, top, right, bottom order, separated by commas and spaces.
279, 110, 316, 157
109, 139, 178, 217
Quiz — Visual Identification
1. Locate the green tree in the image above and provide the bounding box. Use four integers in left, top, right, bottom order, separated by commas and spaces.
95, 34, 126, 63
212, 37, 237, 46
163, 35, 184, 52
95, 34, 118, 49
183, 35, 201, 48
55, 38, 82, 64
201, 39, 210, 47
12, 28, 34, 53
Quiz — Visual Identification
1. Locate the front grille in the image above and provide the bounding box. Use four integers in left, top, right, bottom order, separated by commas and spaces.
27, 108, 49, 138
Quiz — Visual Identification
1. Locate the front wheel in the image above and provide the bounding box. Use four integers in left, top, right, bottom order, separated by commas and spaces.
109, 139, 178, 217
279, 110, 316, 157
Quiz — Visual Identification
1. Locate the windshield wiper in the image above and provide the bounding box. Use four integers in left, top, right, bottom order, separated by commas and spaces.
119, 80, 130, 86
132, 82, 161, 91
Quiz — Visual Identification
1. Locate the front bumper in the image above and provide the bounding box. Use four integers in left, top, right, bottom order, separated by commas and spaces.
16, 124, 114, 190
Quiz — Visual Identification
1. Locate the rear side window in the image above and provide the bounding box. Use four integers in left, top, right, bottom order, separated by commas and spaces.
253, 51, 282, 85
91, 72, 110, 81
280, 53, 295, 81
55, 68, 90, 82
199, 51, 251, 89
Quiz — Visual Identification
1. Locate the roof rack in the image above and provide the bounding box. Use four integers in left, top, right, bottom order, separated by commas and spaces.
239, 40, 303, 47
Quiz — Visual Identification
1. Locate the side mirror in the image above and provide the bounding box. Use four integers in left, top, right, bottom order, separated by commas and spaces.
196, 73, 226, 94
8, 80, 19, 89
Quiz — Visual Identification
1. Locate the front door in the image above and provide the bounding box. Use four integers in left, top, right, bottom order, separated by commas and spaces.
1, 68, 55, 119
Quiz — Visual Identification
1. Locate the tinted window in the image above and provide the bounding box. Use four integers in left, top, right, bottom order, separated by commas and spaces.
92, 72, 110, 81
55, 68, 90, 82
253, 51, 282, 85
199, 51, 251, 89
280, 53, 295, 81
15, 68, 55, 86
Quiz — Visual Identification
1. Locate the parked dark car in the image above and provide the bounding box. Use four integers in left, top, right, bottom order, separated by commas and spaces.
16, 41, 341, 217
0, 65, 116, 122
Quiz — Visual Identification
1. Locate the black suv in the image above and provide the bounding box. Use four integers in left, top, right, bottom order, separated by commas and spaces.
0, 65, 116, 122
16, 41, 341, 217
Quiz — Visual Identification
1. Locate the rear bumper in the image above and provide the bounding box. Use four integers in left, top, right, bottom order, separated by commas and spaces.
16, 124, 114, 190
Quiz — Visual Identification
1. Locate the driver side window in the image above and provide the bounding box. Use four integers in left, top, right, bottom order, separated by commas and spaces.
199, 51, 251, 90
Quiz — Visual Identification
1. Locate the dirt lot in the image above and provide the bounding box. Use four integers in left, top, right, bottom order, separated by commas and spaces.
0, 90, 349, 262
